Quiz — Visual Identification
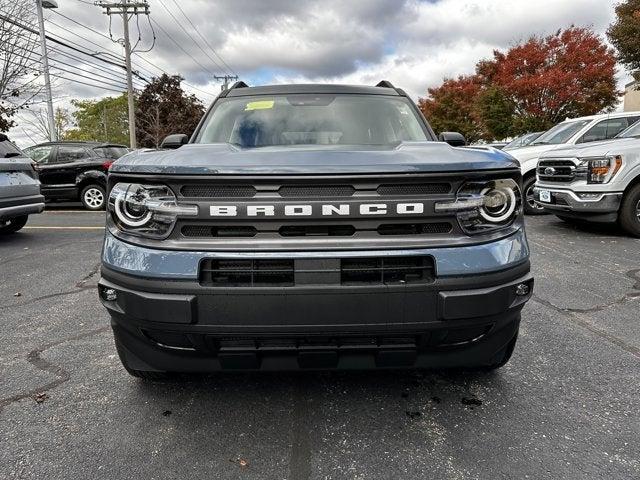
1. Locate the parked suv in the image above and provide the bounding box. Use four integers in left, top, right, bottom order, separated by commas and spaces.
23, 141, 129, 210
534, 120, 640, 236
98, 82, 533, 378
509, 111, 640, 215
0, 134, 44, 234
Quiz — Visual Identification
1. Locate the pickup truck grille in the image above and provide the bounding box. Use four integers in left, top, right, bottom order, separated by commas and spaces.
199, 256, 436, 287
537, 159, 578, 183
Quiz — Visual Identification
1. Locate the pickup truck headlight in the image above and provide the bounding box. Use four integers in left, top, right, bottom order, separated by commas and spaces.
434, 178, 521, 234
586, 155, 622, 184
107, 183, 198, 238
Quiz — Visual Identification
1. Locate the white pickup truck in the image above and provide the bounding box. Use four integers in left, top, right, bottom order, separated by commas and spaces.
508, 111, 640, 215
533, 119, 640, 237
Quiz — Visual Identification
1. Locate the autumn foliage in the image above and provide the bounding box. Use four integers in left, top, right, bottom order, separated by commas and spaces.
419, 27, 619, 141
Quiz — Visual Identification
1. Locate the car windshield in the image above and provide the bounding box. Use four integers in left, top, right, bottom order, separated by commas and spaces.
93, 146, 130, 158
194, 94, 428, 148
0, 139, 24, 158
503, 132, 542, 150
530, 120, 591, 145
616, 119, 640, 138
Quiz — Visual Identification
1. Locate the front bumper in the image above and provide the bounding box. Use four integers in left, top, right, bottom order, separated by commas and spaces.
99, 232, 533, 371
0, 194, 45, 221
532, 187, 622, 222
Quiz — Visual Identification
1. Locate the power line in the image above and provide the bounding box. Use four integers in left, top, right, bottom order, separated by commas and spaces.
168, 0, 235, 76
149, 17, 216, 77
156, 0, 226, 73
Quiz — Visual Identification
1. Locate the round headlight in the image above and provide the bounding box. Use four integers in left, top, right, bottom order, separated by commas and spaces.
479, 186, 516, 223
114, 185, 153, 227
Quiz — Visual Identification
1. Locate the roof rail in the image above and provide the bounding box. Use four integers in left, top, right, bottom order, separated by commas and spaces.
229, 81, 249, 90
376, 80, 395, 89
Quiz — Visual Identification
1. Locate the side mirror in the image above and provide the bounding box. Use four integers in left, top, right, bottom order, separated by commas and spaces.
438, 132, 467, 147
161, 134, 188, 149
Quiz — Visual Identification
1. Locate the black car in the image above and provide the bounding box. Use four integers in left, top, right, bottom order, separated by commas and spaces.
23, 141, 130, 210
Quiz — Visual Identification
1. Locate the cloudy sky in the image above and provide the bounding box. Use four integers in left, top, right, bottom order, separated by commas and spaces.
8, 0, 628, 146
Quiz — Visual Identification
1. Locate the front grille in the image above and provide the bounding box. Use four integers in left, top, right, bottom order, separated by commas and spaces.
279, 225, 356, 237
200, 259, 294, 286
537, 159, 578, 183
341, 256, 434, 285
377, 183, 450, 195
199, 256, 435, 287
279, 185, 355, 197
181, 185, 257, 198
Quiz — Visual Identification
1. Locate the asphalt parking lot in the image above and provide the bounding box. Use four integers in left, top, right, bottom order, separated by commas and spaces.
1, 207, 639, 480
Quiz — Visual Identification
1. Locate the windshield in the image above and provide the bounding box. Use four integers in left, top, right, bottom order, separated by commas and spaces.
503, 132, 542, 150
616, 119, 640, 138
531, 120, 591, 145
194, 94, 428, 148
93, 146, 130, 159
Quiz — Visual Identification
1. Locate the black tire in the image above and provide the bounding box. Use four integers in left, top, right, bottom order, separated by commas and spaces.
114, 337, 173, 380
619, 183, 640, 238
523, 175, 546, 215
483, 331, 518, 371
80, 184, 106, 211
0, 215, 28, 234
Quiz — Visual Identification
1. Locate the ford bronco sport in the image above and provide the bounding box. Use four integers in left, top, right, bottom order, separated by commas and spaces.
98, 82, 533, 378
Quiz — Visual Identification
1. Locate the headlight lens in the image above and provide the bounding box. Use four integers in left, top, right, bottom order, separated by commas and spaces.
434, 178, 521, 234
108, 183, 198, 238
586, 155, 622, 184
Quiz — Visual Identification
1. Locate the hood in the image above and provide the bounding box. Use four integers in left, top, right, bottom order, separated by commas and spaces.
539, 137, 640, 158
111, 142, 519, 175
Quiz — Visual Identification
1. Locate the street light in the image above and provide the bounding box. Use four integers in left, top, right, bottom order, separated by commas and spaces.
35, 0, 58, 141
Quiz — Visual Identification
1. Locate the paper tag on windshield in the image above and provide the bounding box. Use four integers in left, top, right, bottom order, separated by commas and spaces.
245, 100, 274, 111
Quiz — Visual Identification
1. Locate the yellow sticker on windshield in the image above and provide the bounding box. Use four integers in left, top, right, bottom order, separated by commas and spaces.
245, 100, 274, 111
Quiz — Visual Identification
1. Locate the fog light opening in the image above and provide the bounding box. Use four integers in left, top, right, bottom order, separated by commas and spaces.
515, 283, 530, 296
101, 287, 118, 302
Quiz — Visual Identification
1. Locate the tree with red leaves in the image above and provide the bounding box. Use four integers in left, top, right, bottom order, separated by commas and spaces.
419, 27, 619, 140
417, 75, 484, 143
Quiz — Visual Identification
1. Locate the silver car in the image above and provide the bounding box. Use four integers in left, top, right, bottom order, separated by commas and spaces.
0, 133, 44, 234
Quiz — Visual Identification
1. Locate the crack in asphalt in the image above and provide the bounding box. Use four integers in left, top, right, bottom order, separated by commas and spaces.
0, 326, 110, 412
0, 262, 101, 310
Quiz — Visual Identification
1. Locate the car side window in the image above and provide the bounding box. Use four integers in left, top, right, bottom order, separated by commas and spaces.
55, 146, 89, 163
25, 145, 54, 164
578, 118, 630, 143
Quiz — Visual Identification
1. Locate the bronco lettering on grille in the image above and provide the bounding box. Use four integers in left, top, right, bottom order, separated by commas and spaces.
209, 203, 426, 217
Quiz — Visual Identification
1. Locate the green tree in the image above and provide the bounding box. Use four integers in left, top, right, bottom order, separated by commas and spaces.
135, 74, 205, 148
64, 94, 129, 145
475, 86, 515, 140
607, 0, 640, 80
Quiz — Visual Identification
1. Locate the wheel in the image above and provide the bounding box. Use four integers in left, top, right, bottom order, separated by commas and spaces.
0, 215, 28, 234
114, 337, 173, 380
523, 175, 546, 215
483, 330, 518, 371
80, 184, 106, 211
619, 183, 640, 237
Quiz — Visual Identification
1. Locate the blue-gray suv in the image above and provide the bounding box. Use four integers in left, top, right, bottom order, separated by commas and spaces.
98, 82, 533, 378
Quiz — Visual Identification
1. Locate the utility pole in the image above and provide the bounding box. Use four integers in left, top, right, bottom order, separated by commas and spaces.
214, 75, 239, 91
96, 1, 150, 149
35, 0, 58, 142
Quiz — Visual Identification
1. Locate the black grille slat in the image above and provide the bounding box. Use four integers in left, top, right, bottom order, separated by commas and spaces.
377, 222, 452, 235
200, 259, 294, 286
278, 185, 355, 197
341, 256, 435, 285
537, 159, 578, 183
181, 185, 257, 198
377, 183, 450, 195
279, 225, 356, 237
182, 225, 257, 237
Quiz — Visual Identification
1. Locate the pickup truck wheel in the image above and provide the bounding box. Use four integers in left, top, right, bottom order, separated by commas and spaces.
523, 175, 546, 215
0, 215, 28, 234
81, 184, 106, 211
114, 337, 173, 380
619, 183, 640, 238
